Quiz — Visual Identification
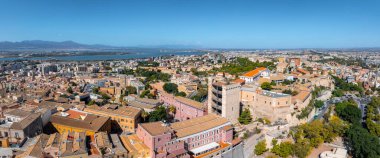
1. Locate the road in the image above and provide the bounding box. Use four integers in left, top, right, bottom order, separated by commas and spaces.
243, 133, 262, 158
315, 94, 370, 122
314, 100, 332, 120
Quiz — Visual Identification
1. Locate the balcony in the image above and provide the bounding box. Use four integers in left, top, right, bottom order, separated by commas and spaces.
211, 102, 222, 110
212, 96, 222, 102
212, 88, 222, 95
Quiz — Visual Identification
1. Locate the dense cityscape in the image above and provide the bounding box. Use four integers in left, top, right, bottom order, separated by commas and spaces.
1, 0, 380, 158
0, 49, 379, 157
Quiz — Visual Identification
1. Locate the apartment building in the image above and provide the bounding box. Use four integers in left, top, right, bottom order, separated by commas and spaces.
151, 82, 207, 121
50, 109, 111, 136
136, 114, 236, 158
120, 134, 150, 158
26, 132, 88, 158
208, 78, 241, 124
160, 93, 207, 121
84, 104, 141, 133
0, 109, 43, 148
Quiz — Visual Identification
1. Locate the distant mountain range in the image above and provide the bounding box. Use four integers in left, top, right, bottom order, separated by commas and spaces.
0, 40, 119, 51
0, 40, 202, 52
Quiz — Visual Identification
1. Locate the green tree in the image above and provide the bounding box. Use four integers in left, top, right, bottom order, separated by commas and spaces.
332, 89, 344, 97
255, 140, 268, 156
271, 141, 294, 158
141, 110, 149, 122
366, 118, 380, 137
88, 100, 96, 106
282, 79, 293, 85
140, 90, 151, 98
92, 87, 99, 94
345, 124, 380, 158
335, 101, 361, 124
175, 91, 187, 97
282, 89, 299, 96
100, 92, 111, 100
163, 83, 178, 94
293, 141, 311, 158
261, 82, 273, 91
169, 105, 176, 115
218, 57, 275, 76
272, 139, 278, 146
314, 100, 324, 108
125, 86, 137, 95
66, 86, 73, 94
149, 106, 167, 122
297, 120, 333, 147
326, 115, 348, 136
238, 108, 252, 125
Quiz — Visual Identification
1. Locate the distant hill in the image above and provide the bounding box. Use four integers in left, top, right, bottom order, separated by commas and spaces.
0, 40, 203, 52
0, 40, 117, 51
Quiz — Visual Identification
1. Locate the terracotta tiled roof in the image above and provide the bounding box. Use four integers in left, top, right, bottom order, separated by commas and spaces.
174, 96, 205, 110
51, 110, 109, 132
241, 67, 267, 77
171, 114, 230, 138
139, 114, 231, 138
139, 122, 171, 136
232, 79, 245, 84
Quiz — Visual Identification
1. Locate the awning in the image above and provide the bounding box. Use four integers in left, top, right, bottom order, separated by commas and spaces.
190, 142, 220, 155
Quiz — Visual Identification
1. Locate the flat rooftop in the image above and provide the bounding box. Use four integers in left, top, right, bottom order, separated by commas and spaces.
261, 90, 290, 98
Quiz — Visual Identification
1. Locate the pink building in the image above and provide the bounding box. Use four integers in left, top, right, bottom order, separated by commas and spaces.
136, 114, 234, 158
159, 93, 207, 121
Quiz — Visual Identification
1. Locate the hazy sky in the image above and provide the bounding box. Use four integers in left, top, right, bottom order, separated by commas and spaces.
0, 0, 379, 48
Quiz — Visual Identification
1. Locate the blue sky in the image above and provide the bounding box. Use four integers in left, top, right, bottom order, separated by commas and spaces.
0, 0, 379, 48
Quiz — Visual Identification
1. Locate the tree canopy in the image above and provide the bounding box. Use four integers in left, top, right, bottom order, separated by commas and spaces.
175, 91, 186, 97
335, 100, 361, 124
238, 108, 252, 125
271, 141, 294, 158
163, 83, 178, 94
255, 140, 268, 156
218, 57, 275, 76
345, 124, 380, 158
148, 106, 167, 122
261, 82, 273, 91
314, 100, 324, 108
125, 86, 137, 95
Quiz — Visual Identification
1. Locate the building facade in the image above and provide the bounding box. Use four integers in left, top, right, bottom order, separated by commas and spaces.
208, 78, 241, 124
136, 114, 237, 158
84, 105, 141, 133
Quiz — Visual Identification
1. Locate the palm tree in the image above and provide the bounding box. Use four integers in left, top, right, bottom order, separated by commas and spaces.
169, 105, 176, 115
141, 110, 149, 122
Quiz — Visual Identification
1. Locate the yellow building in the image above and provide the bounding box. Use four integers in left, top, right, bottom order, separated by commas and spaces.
50, 109, 111, 136
0, 138, 10, 147
278, 57, 286, 63
84, 104, 141, 133
120, 134, 150, 158
99, 87, 115, 95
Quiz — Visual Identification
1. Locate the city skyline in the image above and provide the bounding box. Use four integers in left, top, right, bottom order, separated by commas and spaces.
1, 0, 380, 49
